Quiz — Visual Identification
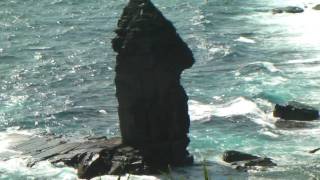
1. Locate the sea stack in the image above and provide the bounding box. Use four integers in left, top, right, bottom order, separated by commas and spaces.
112, 0, 194, 168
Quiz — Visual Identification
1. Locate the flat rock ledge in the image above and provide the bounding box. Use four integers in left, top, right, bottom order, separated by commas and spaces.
3, 135, 173, 179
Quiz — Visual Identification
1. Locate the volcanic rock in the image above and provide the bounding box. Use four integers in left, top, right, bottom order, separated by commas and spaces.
273, 101, 319, 121
112, 0, 194, 168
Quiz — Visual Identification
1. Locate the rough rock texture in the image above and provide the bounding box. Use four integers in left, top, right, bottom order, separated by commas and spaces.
3, 135, 152, 179
273, 102, 319, 121
112, 0, 194, 168
272, 6, 304, 14
222, 150, 276, 171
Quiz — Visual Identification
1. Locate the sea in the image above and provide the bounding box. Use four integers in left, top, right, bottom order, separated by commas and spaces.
1, 0, 320, 179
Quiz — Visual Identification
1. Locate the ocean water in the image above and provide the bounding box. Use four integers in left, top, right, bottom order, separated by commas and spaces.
1, 0, 320, 179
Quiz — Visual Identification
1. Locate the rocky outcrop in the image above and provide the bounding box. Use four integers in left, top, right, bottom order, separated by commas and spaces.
273, 102, 319, 121
2, 135, 152, 179
223, 150, 259, 163
272, 6, 304, 14
313, 4, 320, 10
112, 0, 194, 168
223, 151, 276, 171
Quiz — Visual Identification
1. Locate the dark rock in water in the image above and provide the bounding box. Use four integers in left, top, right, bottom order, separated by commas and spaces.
223, 151, 276, 171
112, 0, 194, 168
273, 102, 319, 121
223, 150, 260, 163
309, 148, 320, 154
313, 4, 320, 10
272, 6, 304, 14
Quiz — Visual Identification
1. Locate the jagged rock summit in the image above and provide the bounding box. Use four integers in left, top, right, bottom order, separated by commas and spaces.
112, 0, 195, 168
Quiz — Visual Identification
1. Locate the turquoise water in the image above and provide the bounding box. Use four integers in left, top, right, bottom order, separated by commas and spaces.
1, 0, 320, 179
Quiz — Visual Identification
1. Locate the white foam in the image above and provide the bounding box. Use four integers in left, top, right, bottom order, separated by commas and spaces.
235, 36, 256, 44
98, 109, 108, 114
189, 97, 260, 121
236, 61, 281, 77
0, 127, 34, 154
259, 129, 280, 138
213, 97, 262, 117
285, 57, 320, 65
0, 128, 78, 179
253, 61, 280, 73
263, 76, 287, 86
188, 100, 215, 121
0, 159, 77, 180
189, 97, 276, 128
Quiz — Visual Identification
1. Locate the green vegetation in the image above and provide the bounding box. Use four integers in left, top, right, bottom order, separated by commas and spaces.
203, 161, 210, 180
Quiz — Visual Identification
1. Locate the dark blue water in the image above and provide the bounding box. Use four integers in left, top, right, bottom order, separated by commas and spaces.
1, 0, 320, 179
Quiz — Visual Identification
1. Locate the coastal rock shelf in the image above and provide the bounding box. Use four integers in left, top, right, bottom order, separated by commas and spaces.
1, 134, 150, 179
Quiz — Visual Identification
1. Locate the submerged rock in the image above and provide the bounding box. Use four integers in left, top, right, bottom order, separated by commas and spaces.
272, 6, 304, 14
309, 148, 320, 154
223, 150, 276, 171
273, 102, 319, 121
274, 119, 310, 129
313, 4, 320, 10
112, 0, 194, 168
231, 158, 277, 171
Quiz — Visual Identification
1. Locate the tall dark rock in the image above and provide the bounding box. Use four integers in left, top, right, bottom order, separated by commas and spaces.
112, 0, 194, 167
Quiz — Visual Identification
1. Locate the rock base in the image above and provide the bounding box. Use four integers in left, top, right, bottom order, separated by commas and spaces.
3, 135, 184, 179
